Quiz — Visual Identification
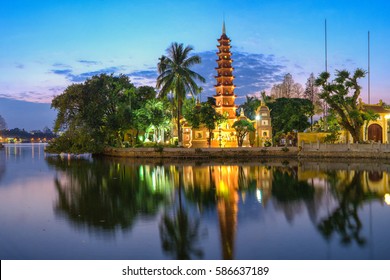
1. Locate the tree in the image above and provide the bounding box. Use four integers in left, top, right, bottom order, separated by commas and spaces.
271, 73, 303, 99
232, 119, 255, 147
200, 102, 226, 147
316, 69, 366, 143
49, 74, 136, 153
267, 98, 313, 136
182, 98, 201, 129
143, 98, 172, 142
304, 73, 322, 130
0, 114, 7, 130
182, 98, 226, 147
238, 95, 261, 120
156, 42, 205, 146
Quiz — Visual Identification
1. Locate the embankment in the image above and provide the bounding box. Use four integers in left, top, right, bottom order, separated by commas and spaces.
103, 142, 390, 159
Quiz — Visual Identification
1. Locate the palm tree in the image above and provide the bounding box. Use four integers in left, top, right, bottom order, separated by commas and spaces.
156, 42, 205, 145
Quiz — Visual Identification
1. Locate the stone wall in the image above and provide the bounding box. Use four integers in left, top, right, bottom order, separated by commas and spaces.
299, 141, 390, 159
103, 147, 298, 159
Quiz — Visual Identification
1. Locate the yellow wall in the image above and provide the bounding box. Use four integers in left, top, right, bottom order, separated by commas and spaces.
298, 132, 330, 144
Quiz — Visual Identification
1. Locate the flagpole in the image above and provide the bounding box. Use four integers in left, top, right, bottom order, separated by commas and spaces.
368, 31, 371, 104
325, 19, 328, 73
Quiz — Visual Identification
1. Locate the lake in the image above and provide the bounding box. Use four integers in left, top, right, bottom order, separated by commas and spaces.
1, 144, 390, 260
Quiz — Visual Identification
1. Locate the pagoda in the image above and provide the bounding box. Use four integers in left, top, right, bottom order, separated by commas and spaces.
214, 21, 237, 118
212, 21, 240, 147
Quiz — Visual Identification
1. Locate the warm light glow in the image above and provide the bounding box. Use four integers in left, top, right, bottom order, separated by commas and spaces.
385, 114, 390, 119
255, 115, 260, 121
385, 193, 390, 205
256, 189, 262, 204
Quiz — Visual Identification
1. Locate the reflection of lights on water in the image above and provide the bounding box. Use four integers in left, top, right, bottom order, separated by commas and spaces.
256, 189, 262, 204
218, 181, 229, 197
384, 194, 390, 205
139, 166, 144, 181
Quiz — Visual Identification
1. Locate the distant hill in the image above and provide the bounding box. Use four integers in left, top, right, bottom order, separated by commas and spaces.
0, 98, 56, 131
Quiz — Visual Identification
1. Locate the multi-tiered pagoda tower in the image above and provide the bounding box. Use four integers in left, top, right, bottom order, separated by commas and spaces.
214, 22, 237, 118
213, 22, 239, 147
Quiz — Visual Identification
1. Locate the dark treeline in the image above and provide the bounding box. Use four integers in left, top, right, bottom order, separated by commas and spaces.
0, 127, 56, 142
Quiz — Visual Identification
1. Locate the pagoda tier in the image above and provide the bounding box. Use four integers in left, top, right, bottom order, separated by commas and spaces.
213, 22, 237, 120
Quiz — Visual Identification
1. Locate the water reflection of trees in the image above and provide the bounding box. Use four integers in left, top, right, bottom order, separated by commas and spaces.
46, 157, 390, 257
47, 157, 171, 234
159, 167, 204, 259
317, 170, 381, 247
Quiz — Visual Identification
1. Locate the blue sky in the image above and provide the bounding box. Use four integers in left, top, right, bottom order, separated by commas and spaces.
1, 0, 390, 130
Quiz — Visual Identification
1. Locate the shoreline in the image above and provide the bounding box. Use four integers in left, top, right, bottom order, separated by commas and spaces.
102, 145, 390, 159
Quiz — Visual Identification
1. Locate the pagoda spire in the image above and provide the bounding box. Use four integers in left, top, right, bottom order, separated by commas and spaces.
214, 21, 236, 119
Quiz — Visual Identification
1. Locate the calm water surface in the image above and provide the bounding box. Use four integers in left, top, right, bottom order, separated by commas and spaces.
1, 144, 390, 260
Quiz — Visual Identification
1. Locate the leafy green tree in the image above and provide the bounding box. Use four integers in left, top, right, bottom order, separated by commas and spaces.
50, 74, 136, 153
182, 98, 226, 147
144, 98, 172, 142
267, 98, 313, 136
156, 42, 205, 146
232, 119, 255, 147
200, 102, 226, 147
316, 69, 366, 143
182, 98, 201, 129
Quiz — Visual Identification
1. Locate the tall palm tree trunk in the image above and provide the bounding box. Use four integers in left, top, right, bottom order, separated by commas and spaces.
177, 96, 182, 146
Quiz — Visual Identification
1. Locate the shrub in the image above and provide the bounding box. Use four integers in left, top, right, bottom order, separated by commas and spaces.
154, 145, 164, 152
134, 143, 144, 148
264, 140, 272, 147
281, 147, 289, 152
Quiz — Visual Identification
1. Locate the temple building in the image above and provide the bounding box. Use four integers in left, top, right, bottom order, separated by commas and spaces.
182, 22, 272, 148
254, 101, 273, 146
361, 100, 390, 143
338, 99, 390, 143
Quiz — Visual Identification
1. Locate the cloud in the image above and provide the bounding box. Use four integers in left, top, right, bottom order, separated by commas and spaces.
191, 50, 287, 103
52, 62, 71, 68
78, 60, 100, 66
51, 69, 73, 75
45, 51, 287, 104
51, 66, 126, 83
127, 69, 158, 87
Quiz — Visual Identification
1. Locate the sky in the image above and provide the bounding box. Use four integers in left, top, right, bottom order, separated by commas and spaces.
1, 0, 390, 130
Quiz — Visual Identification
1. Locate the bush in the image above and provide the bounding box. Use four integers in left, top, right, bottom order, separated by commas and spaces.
281, 147, 289, 152
324, 131, 340, 143
264, 140, 272, 147
134, 143, 144, 148
122, 141, 131, 148
154, 145, 164, 152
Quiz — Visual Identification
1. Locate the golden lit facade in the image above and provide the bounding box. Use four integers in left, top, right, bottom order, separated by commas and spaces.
182, 23, 272, 148
212, 22, 239, 147
255, 101, 273, 146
